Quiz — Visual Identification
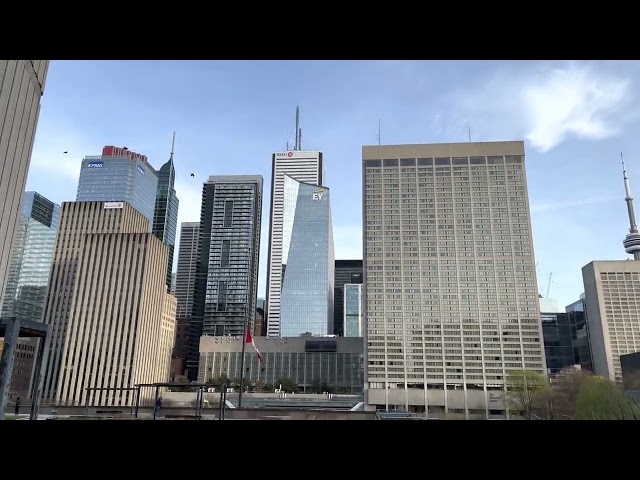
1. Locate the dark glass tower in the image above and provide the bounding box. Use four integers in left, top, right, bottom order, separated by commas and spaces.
334, 260, 363, 336
187, 175, 263, 380
1, 191, 60, 323
152, 135, 179, 292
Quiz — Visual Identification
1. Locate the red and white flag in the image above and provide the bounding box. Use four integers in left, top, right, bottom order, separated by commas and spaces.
245, 329, 263, 363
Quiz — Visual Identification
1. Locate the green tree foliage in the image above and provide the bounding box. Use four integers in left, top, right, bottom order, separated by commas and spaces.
506, 370, 548, 420
543, 367, 593, 420
277, 378, 299, 393
575, 375, 640, 420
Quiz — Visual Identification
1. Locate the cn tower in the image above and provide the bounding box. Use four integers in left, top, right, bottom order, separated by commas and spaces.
621, 153, 640, 260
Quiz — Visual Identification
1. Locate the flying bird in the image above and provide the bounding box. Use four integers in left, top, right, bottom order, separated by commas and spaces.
190, 173, 195, 177
63, 151, 68, 154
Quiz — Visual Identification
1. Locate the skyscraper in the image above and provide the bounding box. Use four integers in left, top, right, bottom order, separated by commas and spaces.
55, 229, 174, 406
40, 201, 151, 401
0, 60, 49, 310
362, 142, 545, 419
266, 150, 325, 337
2, 192, 60, 324
278, 175, 334, 337
76, 145, 159, 228
334, 260, 363, 336
539, 299, 573, 375
173, 222, 199, 373
152, 135, 179, 292
188, 176, 263, 380
343, 284, 363, 337
1, 191, 59, 398
580, 154, 640, 383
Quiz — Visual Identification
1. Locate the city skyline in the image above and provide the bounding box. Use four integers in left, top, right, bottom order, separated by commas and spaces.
22, 60, 640, 308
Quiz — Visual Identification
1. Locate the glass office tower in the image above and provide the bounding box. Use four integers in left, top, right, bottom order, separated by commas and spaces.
152, 156, 179, 292
1, 191, 60, 323
279, 175, 335, 337
344, 283, 363, 337
76, 146, 158, 228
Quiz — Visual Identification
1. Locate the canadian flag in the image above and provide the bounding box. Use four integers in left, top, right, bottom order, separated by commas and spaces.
245, 329, 263, 363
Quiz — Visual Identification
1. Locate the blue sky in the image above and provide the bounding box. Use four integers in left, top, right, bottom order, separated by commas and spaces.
25, 60, 640, 307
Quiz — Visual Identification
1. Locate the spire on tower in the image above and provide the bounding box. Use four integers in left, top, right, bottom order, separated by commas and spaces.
621, 152, 640, 260
295, 106, 300, 151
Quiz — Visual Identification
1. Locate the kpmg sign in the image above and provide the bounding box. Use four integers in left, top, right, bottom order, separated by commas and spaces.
312, 188, 326, 201
87, 162, 104, 168
136, 165, 145, 176
104, 202, 124, 209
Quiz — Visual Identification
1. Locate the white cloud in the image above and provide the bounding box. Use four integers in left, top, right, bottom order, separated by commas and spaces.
531, 195, 619, 213
451, 61, 633, 152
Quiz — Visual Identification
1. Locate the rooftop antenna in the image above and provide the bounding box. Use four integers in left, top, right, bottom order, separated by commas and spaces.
621, 152, 640, 260
377, 119, 381, 145
295, 106, 300, 151
298, 127, 302, 151
467, 118, 471, 142
164, 131, 176, 244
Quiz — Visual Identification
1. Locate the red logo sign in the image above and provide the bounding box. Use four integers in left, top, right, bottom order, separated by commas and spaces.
102, 146, 148, 163
288, 152, 293, 157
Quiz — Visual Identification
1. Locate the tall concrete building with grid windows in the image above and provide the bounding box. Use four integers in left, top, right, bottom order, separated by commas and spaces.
172, 222, 199, 374
0, 60, 49, 311
579, 155, 640, 383
41, 201, 176, 404
362, 141, 545, 419
187, 176, 262, 380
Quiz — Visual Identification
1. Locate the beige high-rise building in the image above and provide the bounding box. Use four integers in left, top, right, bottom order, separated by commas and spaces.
362, 142, 545, 419
159, 292, 177, 383
0, 60, 49, 309
582, 261, 640, 383
42, 201, 175, 405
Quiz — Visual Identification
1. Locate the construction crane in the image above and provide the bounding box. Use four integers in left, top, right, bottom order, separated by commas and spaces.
545, 273, 553, 298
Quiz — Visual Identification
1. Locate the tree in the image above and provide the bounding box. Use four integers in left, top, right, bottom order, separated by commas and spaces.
208, 374, 231, 387
277, 378, 299, 393
254, 381, 271, 392
575, 375, 640, 420
505, 370, 548, 420
545, 367, 593, 420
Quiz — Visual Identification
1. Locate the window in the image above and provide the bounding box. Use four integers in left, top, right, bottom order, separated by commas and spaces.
221, 239, 231, 267
223, 200, 233, 227
217, 281, 228, 311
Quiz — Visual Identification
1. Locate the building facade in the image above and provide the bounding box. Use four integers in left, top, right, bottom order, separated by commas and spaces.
540, 299, 573, 376
152, 155, 179, 292
0, 338, 37, 401
344, 284, 363, 337
173, 222, 198, 377
334, 260, 363, 336
41, 202, 150, 402
198, 335, 364, 394
2, 192, 60, 324
279, 176, 334, 337
0, 192, 59, 398
76, 146, 158, 228
362, 142, 545, 419
266, 150, 324, 337
54, 228, 173, 406
188, 176, 262, 379
0, 60, 49, 309
582, 260, 640, 382
566, 295, 593, 372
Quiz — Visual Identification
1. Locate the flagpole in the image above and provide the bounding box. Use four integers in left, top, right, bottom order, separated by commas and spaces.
238, 312, 248, 408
